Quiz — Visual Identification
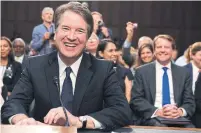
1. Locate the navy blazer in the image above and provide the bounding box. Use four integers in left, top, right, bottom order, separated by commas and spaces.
1, 51, 132, 131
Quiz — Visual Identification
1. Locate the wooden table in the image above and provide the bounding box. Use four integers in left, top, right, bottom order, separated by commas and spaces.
129, 125, 201, 131
1, 125, 201, 133
1, 125, 77, 133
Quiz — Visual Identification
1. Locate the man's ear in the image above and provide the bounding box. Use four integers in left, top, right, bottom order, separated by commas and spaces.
41, 14, 44, 21
54, 32, 56, 40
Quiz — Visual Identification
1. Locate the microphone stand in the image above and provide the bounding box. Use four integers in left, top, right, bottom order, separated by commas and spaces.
53, 76, 69, 126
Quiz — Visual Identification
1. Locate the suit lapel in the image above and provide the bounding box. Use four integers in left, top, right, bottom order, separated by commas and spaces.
149, 62, 156, 103
45, 52, 61, 108
72, 53, 93, 115
171, 63, 179, 103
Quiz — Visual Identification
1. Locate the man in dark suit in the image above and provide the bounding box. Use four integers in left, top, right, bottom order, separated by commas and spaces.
12, 38, 29, 69
1, 2, 131, 131
130, 34, 195, 127
194, 73, 201, 128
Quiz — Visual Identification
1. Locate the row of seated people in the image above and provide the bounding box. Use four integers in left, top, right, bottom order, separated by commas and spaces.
1, 1, 201, 131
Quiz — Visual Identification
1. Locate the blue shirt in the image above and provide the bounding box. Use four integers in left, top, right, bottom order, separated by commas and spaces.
31, 23, 55, 55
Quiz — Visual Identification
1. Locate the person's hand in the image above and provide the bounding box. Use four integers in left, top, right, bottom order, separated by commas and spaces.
15, 118, 45, 125
155, 109, 165, 117
43, 32, 50, 41
126, 22, 136, 42
44, 107, 67, 126
67, 113, 82, 128
162, 104, 181, 118
44, 107, 82, 128
101, 26, 110, 38
7, 92, 11, 96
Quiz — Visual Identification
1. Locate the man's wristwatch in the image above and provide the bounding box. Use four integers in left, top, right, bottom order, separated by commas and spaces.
79, 116, 87, 129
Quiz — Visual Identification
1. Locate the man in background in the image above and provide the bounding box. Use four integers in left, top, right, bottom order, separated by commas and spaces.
130, 34, 195, 127
12, 38, 28, 69
31, 7, 55, 55
91, 11, 112, 39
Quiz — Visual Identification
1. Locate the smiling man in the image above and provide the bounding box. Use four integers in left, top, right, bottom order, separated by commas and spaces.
130, 34, 195, 127
1, 2, 131, 131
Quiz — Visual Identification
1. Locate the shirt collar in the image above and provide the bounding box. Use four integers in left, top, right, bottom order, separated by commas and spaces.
191, 61, 199, 73
155, 60, 171, 70
15, 54, 24, 58
58, 53, 83, 77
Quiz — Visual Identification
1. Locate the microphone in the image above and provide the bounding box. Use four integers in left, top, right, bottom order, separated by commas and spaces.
53, 76, 69, 126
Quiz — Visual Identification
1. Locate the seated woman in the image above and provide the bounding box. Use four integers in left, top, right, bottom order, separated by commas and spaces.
96, 39, 134, 102
135, 43, 155, 68
0, 36, 22, 99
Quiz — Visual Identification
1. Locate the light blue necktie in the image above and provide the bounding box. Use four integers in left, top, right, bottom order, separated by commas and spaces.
162, 67, 170, 106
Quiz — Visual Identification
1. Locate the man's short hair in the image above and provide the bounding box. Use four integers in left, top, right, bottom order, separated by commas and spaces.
54, 2, 93, 39
13, 38, 26, 47
42, 7, 54, 15
91, 11, 103, 18
138, 36, 153, 48
153, 34, 176, 50
191, 42, 201, 55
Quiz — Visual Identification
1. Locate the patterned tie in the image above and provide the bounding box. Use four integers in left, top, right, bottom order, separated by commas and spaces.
61, 67, 73, 113
162, 67, 171, 106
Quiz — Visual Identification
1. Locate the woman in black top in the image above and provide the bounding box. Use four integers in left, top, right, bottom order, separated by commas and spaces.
0, 36, 22, 99
96, 39, 134, 102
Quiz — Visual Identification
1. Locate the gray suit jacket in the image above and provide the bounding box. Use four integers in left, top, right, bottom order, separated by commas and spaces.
130, 62, 195, 120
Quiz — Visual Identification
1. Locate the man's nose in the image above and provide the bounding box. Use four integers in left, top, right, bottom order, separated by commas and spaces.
67, 31, 76, 41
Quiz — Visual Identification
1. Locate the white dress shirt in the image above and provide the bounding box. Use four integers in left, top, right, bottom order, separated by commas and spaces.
152, 61, 187, 117
191, 61, 200, 94
14, 55, 24, 64
175, 55, 187, 66
155, 61, 175, 109
57, 54, 103, 129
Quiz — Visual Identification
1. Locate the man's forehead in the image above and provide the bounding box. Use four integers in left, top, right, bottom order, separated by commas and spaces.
155, 38, 170, 44
43, 10, 53, 14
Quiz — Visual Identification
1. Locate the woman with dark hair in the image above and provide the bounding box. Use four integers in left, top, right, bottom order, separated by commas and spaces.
96, 39, 134, 102
135, 43, 155, 68
0, 36, 22, 99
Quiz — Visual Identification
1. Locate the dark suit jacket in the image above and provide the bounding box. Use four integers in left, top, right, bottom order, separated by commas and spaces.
1, 51, 132, 131
116, 64, 134, 93
3, 59, 22, 92
184, 63, 193, 84
193, 73, 201, 128
21, 55, 29, 70
130, 62, 195, 120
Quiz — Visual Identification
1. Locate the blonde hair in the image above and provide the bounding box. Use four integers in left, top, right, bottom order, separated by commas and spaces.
191, 42, 201, 55
184, 45, 192, 63
153, 34, 176, 50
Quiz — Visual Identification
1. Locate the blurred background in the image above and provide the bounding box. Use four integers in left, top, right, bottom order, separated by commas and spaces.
1, 1, 201, 56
